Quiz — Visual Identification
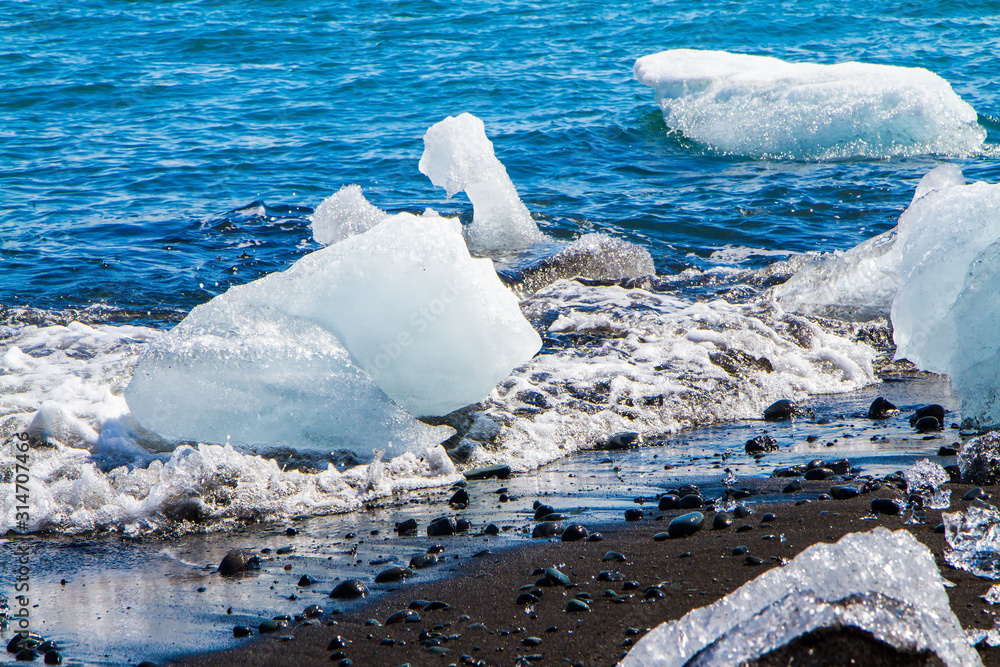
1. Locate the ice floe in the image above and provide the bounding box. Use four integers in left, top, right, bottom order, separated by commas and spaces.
634, 49, 984, 159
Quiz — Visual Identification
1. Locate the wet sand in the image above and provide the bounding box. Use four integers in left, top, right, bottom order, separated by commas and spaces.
175, 489, 1000, 667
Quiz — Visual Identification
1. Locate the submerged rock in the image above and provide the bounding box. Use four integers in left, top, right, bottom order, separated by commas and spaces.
621, 528, 979, 666
218, 548, 261, 576
763, 400, 797, 422
867, 396, 899, 419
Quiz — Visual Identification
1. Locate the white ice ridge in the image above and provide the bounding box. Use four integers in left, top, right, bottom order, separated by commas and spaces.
621, 528, 981, 667
772, 164, 965, 320
633, 49, 984, 160
309, 184, 388, 245
419, 113, 545, 253
126, 212, 542, 453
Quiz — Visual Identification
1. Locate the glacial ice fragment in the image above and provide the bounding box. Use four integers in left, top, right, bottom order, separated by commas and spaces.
126, 212, 542, 452
310, 184, 388, 245
944, 505, 1000, 580
621, 528, 980, 666
634, 49, 984, 160
959, 432, 1000, 486
419, 113, 545, 253
904, 458, 952, 510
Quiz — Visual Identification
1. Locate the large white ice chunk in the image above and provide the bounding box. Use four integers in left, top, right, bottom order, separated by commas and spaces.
126, 212, 542, 452
621, 528, 980, 667
310, 184, 389, 245
944, 505, 1000, 580
633, 49, 985, 159
773, 164, 966, 320
419, 113, 545, 253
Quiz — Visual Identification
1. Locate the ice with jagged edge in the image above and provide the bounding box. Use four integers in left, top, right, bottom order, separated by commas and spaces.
419, 112, 545, 253
621, 528, 981, 667
126, 211, 542, 449
904, 458, 952, 510
310, 184, 389, 245
773, 164, 965, 320
944, 505, 1000, 580
634, 49, 984, 160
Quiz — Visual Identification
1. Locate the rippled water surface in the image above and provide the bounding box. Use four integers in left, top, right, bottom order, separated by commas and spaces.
4, 0, 1000, 314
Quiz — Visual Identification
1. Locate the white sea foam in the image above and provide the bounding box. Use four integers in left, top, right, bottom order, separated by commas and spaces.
634, 49, 985, 159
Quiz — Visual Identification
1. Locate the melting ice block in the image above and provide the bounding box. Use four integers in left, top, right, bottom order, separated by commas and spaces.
126, 212, 542, 453
944, 505, 1000, 580
310, 184, 388, 245
773, 164, 965, 321
419, 113, 545, 253
621, 528, 980, 666
633, 49, 984, 159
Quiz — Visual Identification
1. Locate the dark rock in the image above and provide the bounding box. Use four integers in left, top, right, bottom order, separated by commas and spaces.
538, 513, 568, 522
327, 636, 351, 649
297, 574, 317, 587
652, 532, 669, 541
303, 605, 323, 618
586, 532, 604, 542
731, 489, 752, 500
624, 508, 644, 521
456, 518, 471, 533
534, 504, 556, 520
964, 487, 988, 501
782, 480, 803, 493
712, 513, 733, 529
43, 651, 61, 665
596, 570, 624, 582
870, 498, 902, 515
867, 397, 898, 419
734, 505, 753, 518
666, 511, 704, 538
774, 466, 806, 478
602, 551, 627, 562
804, 467, 835, 480
544, 567, 571, 585
258, 619, 287, 633
395, 518, 418, 535
531, 522, 561, 538
449, 489, 470, 506
914, 416, 941, 433
827, 459, 851, 475
484, 523, 500, 535
761, 513, 777, 523
329, 579, 368, 599
408, 600, 428, 610
745, 435, 778, 454
934, 523, 945, 534
409, 553, 439, 569
427, 517, 457, 537
658, 494, 681, 510
374, 567, 414, 583
957, 432, 1000, 485
15, 649, 39, 662
763, 399, 797, 421
565, 599, 590, 613
945, 465, 962, 483
516, 593, 540, 605
233, 626, 252, 638
218, 548, 261, 576
909, 404, 945, 427
425, 601, 449, 610
601, 432, 642, 450
385, 609, 420, 625
938, 446, 958, 456
679, 494, 704, 509
732, 546, 748, 555
744, 556, 764, 565
464, 464, 511, 480
561, 524, 589, 541
830, 485, 860, 500
736, 525, 753, 533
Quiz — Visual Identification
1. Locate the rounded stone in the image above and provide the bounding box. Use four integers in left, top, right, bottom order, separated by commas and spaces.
679, 494, 704, 509
297, 574, 317, 586
463, 464, 512, 480
44, 652, 62, 666
565, 599, 590, 613
964, 487, 988, 501
484, 523, 501, 535
666, 512, 704, 538
427, 517, 457, 537
329, 579, 368, 599
218, 548, 261, 576
782, 480, 803, 493
534, 504, 556, 520
914, 416, 942, 433
531, 522, 561, 538
830, 485, 860, 500
449, 489, 470, 506
712, 513, 733, 530
909, 404, 945, 427
544, 567, 571, 586
561, 524, 589, 541
658, 494, 681, 510
804, 468, 835, 480
870, 498, 902, 515
603, 432, 641, 449
258, 619, 287, 633
763, 399, 797, 421
374, 567, 414, 583
395, 518, 418, 535
602, 551, 627, 562
652, 532, 669, 542
624, 508, 644, 521
516, 593, 540, 605
385, 609, 420, 625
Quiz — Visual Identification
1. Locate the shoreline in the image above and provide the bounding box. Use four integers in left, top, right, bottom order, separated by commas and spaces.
173, 490, 1000, 667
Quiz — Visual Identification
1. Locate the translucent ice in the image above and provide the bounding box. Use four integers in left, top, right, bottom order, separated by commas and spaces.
944, 505, 1000, 580
634, 49, 984, 160
126, 212, 542, 452
419, 113, 544, 253
621, 528, 980, 666
904, 458, 952, 510
310, 184, 388, 245
773, 164, 965, 321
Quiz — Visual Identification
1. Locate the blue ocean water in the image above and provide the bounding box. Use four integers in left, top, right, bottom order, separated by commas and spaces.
4, 0, 999, 318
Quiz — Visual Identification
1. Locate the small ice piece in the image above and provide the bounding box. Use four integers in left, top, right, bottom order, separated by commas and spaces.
419, 113, 545, 253
944, 505, 1000, 580
982, 584, 1000, 605
310, 184, 389, 245
904, 458, 952, 510
126, 212, 542, 452
633, 49, 984, 159
959, 432, 1000, 486
621, 528, 980, 666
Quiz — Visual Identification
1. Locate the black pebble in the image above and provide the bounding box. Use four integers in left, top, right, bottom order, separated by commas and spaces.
374, 567, 414, 583
783, 480, 803, 493
830, 485, 859, 500
938, 446, 958, 456
449, 489, 470, 506
531, 522, 561, 538
534, 504, 556, 520
44, 651, 62, 666
233, 626, 252, 638
734, 506, 752, 518
870, 498, 902, 515
732, 546, 748, 555
329, 579, 368, 599
561, 524, 589, 541
624, 508, 644, 521
867, 397, 898, 419
763, 399, 797, 421
736, 524, 753, 533
484, 523, 500, 535
297, 574, 317, 586
964, 488, 988, 501
395, 518, 418, 535
427, 517, 457, 537
745, 435, 778, 454
218, 548, 261, 576
804, 468, 834, 480
658, 494, 681, 510
745, 556, 764, 565
914, 416, 942, 433
712, 513, 733, 529
603, 432, 641, 449
679, 494, 704, 509
761, 513, 777, 523
463, 464, 512, 480
909, 404, 945, 427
